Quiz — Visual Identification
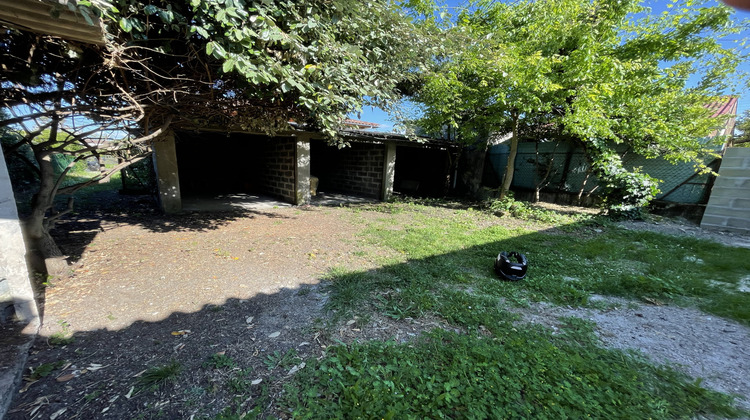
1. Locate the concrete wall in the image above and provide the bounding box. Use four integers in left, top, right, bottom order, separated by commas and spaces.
0, 145, 38, 325
0, 146, 40, 420
701, 147, 750, 234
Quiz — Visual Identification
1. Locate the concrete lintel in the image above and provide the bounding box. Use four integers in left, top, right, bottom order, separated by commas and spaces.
152, 130, 182, 213
295, 134, 312, 205
381, 141, 397, 201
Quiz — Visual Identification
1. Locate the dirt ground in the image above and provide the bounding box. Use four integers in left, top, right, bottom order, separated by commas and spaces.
6, 196, 750, 419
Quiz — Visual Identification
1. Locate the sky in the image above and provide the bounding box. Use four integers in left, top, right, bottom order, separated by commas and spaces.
351, 0, 750, 132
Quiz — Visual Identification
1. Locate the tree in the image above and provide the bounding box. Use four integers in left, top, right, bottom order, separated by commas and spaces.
732, 109, 750, 147
1, 0, 430, 270
412, 0, 747, 215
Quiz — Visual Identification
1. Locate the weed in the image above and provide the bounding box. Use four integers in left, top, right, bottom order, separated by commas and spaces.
136, 360, 181, 391
227, 368, 254, 394
49, 320, 74, 346
215, 383, 267, 420
29, 360, 66, 380
84, 390, 102, 401
35, 272, 55, 288
203, 353, 237, 370
263, 349, 300, 371
484, 195, 584, 224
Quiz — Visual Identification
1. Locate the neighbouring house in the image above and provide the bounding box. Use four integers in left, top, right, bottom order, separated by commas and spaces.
156, 123, 459, 213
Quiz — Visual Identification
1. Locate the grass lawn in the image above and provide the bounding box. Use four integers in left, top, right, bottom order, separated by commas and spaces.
270, 201, 749, 419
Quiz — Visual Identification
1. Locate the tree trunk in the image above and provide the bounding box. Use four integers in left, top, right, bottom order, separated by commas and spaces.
500, 111, 520, 200
533, 141, 559, 203
24, 150, 67, 275
459, 138, 489, 198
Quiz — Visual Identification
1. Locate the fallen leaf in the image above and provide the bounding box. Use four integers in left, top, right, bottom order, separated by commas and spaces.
268, 331, 281, 338
245, 316, 254, 324
298, 342, 310, 347
56, 373, 76, 382
346, 320, 356, 326
125, 386, 135, 399
287, 362, 306, 376
251, 379, 262, 385
50, 407, 67, 420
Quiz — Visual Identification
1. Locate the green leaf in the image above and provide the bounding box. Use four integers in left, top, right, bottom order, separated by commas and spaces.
193, 25, 209, 38
119, 17, 132, 33
223, 58, 236, 73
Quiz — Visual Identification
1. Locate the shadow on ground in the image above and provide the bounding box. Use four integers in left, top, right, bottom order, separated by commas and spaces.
52, 193, 291, 265
5, 199, 749, 419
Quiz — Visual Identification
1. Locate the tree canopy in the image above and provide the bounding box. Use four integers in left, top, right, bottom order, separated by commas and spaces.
412, 0, 747, 213
0, 0, 431, 267
733, 109, 750, 146
3, 0, 431, 135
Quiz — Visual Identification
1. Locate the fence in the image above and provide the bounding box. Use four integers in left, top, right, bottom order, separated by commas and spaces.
487, 141, 717, 205
700, 147, 750, 234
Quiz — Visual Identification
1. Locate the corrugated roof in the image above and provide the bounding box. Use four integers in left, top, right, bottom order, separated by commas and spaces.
0, 0, 106, 45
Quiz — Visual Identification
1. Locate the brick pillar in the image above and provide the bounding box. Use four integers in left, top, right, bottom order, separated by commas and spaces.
295, 134, 312, 205
381, 141, 397, 201
152, 130, 182, 213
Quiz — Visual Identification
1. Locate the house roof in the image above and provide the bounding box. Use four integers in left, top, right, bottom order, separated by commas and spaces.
343, 119, 380, 129
705, 96, 738, 118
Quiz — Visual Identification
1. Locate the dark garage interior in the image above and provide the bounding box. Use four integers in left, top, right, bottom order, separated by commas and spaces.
175, 131, 297, 202
393, 145, 453, 197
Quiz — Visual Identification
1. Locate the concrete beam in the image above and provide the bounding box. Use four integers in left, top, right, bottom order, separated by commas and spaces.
152, 130, 182, 213
381, 141, 396, 201
295, 135, 311, 205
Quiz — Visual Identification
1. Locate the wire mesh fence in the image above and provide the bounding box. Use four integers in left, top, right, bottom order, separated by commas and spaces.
120, 157, 156, 194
